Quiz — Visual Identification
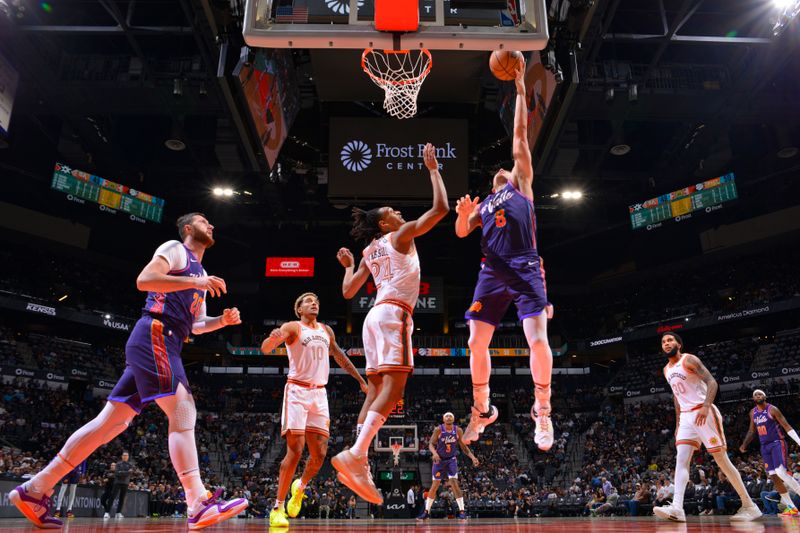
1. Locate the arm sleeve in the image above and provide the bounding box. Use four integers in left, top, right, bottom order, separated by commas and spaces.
152, 240, 187, 272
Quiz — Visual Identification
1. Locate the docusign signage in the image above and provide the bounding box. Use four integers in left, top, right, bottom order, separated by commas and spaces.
328, 118, 468, 199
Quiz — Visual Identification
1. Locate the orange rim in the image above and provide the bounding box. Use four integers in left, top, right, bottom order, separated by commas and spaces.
361, 48, 432, 87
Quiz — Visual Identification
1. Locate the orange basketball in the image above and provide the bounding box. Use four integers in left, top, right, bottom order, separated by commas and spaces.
489, 50, 522, 81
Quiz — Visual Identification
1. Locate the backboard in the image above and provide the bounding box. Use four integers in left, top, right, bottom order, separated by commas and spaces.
375, 424, 418, 453
243, 0, 548, 51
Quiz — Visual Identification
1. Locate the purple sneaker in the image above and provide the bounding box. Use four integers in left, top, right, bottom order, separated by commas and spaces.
187, 488, 248, 530
9, 485, 63, 529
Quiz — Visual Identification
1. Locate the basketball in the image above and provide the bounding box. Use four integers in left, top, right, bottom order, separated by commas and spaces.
489, 50, 522, 81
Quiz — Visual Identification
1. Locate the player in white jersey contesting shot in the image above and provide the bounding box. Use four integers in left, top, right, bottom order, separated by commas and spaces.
333, 143, 450, 504
655, 332, 762, 522
260, 292, 368, 528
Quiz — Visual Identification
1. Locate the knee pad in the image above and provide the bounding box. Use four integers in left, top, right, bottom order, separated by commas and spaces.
170, 399, 197, 433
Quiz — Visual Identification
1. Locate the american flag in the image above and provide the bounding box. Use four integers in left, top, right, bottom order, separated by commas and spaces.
276, 5, 309, 23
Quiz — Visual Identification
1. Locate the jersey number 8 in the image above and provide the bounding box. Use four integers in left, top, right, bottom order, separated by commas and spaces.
495, 209, 507, 228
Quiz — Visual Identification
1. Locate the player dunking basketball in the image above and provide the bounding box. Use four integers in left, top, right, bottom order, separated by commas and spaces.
417, 412, 478, 521
453, 55, 554, 449
333, 143, 449, 504
260, 292, 368, 527
739, 389, 800, 516
10, 213, 248, 530
655, 332, 761, 522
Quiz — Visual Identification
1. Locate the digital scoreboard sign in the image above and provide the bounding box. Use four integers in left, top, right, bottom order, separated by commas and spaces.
629, 173, 737, 231
51, 162, 165, 223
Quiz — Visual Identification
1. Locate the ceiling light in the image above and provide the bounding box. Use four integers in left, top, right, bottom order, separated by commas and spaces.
164, 139, 186, 151
243, 190, 253, 196
58, 294, 68, 301
572, 191, 583, 199
777, 146, 798, 159
550, 193, 560, 198
610, 144, 631, 156
103, 313, 112, 319
223, 188, 234, 196
562, 191, 574, 199
212, 187, 223, 196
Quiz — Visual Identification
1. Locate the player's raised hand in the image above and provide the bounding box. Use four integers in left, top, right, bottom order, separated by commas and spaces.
195, 275, 227, 297
337, 248, 354, 268
423, 143, 439, 171
221, 307, 241, 326
514, 53, 526, 93
455, 195, 480, 217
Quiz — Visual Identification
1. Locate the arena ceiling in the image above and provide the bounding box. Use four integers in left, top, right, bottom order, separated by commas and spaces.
1, 0, 799, 260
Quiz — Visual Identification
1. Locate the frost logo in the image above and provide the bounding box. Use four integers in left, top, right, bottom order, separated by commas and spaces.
341, 140, 373, 172
325, 0, 364, 14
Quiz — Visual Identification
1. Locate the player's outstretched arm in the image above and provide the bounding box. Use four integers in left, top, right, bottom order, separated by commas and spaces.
511, 55, 534, 200
770, 406, 800, 447
456, 427, 479, 466
192, 302, 241, 335
337, 248, 370, 299
260, 321, 299, 355
394, 143, 450, 248
137, 256, 228, 297
739, 410, 757, 453
454, 195, 481, 238
326, 325, 368, 393
684, 354, 718, 425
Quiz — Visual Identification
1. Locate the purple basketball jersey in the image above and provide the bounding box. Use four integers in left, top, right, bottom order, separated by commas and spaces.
754, 404, 785, 445
437, 424, 459, 459
143, 244, 205, 339
479, 181, 538, 258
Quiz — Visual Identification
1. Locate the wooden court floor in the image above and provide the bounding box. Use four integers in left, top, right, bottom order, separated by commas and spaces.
0, 516, 795, 533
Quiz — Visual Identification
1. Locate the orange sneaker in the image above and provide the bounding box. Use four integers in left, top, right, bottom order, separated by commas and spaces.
331, 450, 383, 504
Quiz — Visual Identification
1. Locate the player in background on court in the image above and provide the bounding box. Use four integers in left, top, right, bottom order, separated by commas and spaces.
53, 461, 85, 519
10, 213, 248, 530
260, 292, 368, 528
654, 333, 762, 522
334, 143, 449, 504
417, 412, 479, 521
453, 55, 554, 450
739, 389, 800, 516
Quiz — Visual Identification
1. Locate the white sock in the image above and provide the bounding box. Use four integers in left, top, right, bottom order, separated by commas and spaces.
425, 498, 434, 511
356, 424, 363, 437
351, 411, 386, 457
56, 484, 67, 509
781, 493, 795, 509
672, 445, 693, 508
456, 497, 465, 511
274, 500, 284, 510
67, 484, 77, 511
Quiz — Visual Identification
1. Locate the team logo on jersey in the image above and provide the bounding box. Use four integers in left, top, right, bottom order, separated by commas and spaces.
709, 437, 718, 445
341, 140, 373, 172
325, 0, 364, 15
468, 301, 483, 313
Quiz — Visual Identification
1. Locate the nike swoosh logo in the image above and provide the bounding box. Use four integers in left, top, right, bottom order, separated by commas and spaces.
528, 261, 535, 266
190, 259, 198, 263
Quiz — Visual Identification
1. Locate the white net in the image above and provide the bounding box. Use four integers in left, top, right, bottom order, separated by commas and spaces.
361, 48, 432, 120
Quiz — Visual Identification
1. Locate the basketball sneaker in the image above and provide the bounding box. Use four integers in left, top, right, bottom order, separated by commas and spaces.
54, 511, 61, 518
287, 479, 304, 518
781, 507, 799, 517
331, 450, 383, 504
416, 510, 430, 521
269, 508, 289, 528
653, 504, 686, 522
187, 488, 248, 530
462, 405, 499, 444
730, 505, 763, 522
66, 512, 74, 519
9, 485, 63, 529
457, 511, 468, 520
532, 405, 554, 451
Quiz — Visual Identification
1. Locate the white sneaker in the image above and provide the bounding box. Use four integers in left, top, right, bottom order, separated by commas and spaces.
115, 513, 124, 519
653, 505, 686, 522
532, 405, 555, 451
103, 512, 110, 519
462, 405, 499, 444
730, 505, 762, 522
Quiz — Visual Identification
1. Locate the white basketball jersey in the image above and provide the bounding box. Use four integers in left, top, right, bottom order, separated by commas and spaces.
362, 233, 420, 310
664, 353, 707, 411
286, 322, 330, 386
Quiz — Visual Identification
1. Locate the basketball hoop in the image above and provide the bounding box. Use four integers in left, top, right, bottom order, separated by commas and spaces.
390, 442, 402, 466
361, 48, 432, 120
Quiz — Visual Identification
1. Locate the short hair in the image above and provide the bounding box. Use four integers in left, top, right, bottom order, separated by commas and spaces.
176, 212, 204, 239
294, 292, 319, 318
661, 332, 683, 349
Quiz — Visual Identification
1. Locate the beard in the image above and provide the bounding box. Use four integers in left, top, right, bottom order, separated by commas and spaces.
755, 399, 766, 405
191, 225, 215, 248
663, 346, 679, 357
